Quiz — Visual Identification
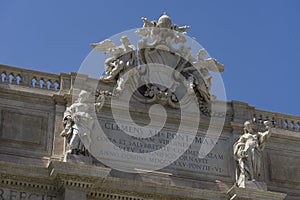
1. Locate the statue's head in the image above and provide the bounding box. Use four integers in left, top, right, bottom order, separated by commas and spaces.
157, 12, 172, 29
78, 90, 89, 102
197, 49, 208, 61
244, 120, 253, 133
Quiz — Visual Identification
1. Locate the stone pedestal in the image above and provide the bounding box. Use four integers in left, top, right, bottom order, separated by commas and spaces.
48, 161, 111, 200
227, 186, 287, 200
238, 180, 267, 191
64, 153, 93, 165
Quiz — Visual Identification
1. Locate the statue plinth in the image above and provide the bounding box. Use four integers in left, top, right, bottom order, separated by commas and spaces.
64, 153, 93, 165
227, 186, 286, 200
238, 180, 267, 191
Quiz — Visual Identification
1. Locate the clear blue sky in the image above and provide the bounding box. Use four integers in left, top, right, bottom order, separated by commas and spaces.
0, 1, 299, 116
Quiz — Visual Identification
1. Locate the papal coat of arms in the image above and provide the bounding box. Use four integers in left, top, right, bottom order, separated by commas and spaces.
91, 12, 224, 116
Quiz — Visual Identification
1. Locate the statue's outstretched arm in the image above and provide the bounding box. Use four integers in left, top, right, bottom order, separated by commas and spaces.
258, 121, 272, 150
173, 25, 190, 32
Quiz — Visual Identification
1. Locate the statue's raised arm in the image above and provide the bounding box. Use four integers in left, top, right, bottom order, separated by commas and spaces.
234, 120, 273, 188
173, 24, 190, 32
258, 121, 272, 150
141, 17, 156, 27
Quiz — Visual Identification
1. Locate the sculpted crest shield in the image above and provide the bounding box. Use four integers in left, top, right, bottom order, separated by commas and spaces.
91, 12, 224, 116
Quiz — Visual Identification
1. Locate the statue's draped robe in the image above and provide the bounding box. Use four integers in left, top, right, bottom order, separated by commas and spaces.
233, 131, 269, 186
63, 102, 94, 154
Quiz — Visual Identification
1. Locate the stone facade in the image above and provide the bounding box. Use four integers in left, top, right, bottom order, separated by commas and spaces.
0, 63, 299, 199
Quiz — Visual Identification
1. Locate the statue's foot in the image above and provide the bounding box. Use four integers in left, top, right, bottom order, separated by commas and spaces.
100, 75, 115, 82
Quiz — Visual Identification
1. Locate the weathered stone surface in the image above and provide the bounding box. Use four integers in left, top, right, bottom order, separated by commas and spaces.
0, 188, 57, 200
1, 110, 45, 144
95, 120, 230, 177
227, 186, 286, 200
63, 189, 86, 200
1, 11, 299, 198
1, 19, 300, 198
239, 181, 267, 191
268, 153, 300, 184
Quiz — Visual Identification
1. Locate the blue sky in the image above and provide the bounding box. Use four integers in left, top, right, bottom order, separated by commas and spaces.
0, 1, 299, 116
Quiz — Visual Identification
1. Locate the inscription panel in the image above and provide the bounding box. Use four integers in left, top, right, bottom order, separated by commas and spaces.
167, 136, 229, 176
0, 188, 56, 200
0, 110, 44, 145
92, 120, 230, 176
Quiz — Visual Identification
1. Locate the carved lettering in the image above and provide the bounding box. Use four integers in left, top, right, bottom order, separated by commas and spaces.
19, 192, 27, 200
97, 121, 229, 176
28, 193, 39, 200
9, 190, 17, 200
0, 188, 56, 200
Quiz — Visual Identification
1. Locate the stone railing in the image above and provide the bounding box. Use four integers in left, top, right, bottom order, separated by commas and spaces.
0, 64, 101, 93
0, 64, 61, 91
2, 64, 299, 133
253, 109, 300, 132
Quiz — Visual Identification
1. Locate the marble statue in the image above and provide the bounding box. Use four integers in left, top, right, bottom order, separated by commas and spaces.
141, 12, 190, 32
91, 13, 224, 116
91, 36, 137, 92
61, 90, 105, 157
183, 49, 224, 103
233, 120, 272, 187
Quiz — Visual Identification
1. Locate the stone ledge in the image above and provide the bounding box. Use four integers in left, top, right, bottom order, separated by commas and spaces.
48, 160, 111, 178
227, 186, 286, 200
95, 176, 228, 200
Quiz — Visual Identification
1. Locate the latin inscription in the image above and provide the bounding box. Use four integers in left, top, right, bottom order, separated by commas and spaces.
93, 121, 229, 176
0, 188, 56, 200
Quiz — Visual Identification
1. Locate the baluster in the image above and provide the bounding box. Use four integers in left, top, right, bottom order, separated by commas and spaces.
31, 77, 37, 88
271, 117, 276, 127
291, 121, 296, 130
8, 73, 15, 84
54, 81, 60, 91
39, 79, 46, 89
253, 114, 257, 124
46, 80, 52, 90
16, 74, 22, 85
1, 72, 7, 83
265, 116, 269, 122
258, 115, 263, 124
50, 80, 56, 90
286, 120, 291, 130
293, 121, 297, 131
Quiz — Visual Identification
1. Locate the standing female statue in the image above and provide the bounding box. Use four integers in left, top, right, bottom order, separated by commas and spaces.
60, 90, 105, 157
233, 120, 272, 187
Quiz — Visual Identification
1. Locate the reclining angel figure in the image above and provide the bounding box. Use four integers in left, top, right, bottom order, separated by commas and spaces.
91, 36, 137, 92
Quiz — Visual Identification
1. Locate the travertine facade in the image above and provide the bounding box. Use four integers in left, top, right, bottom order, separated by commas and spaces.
0, 63, 300, 199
